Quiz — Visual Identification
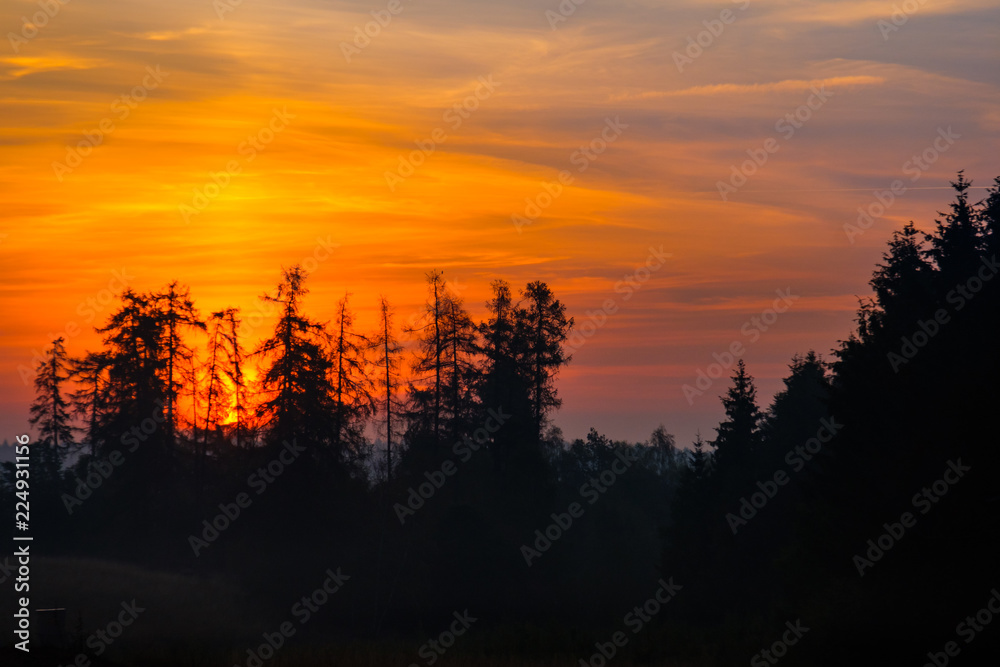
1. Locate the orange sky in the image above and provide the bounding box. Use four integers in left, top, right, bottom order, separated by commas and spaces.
1, 0, 998, 446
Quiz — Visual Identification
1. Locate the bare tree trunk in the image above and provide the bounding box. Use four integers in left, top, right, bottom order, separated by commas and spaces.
433, 280, 441, 444
383, 304, 392, 481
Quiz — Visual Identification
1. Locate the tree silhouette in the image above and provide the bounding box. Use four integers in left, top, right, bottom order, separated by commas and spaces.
761, 351, 831, 456
645, 424, 679, 477
155, 281, 206, 447
925, 171, 983, 283
202, 310, 232, 443
219, 307, 252, 448
980, 176, 1000, 256
331, 293, 375, 467
371, 296, 404, 480
478, 279, 533, 472
96, 289, 168, 451
28, 336, 75, 487
69, 350, 109, 457
515, 281, 572, 442
689, 430, 709, 482
870, 222, 936, 330
406, 270, 448, 446
712, 359, 762, 475
406, 270, 476, 446
441, 288, 479, 438
255, 266, 338, 461
88, 288, 177, 516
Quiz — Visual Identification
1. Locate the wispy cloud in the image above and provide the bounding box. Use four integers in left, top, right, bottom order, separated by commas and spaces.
0, 56, 105, 79
139, 26, 211, 41
612, 76, 886, 102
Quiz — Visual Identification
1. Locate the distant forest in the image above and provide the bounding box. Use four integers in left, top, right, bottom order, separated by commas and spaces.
4, 172, 1000, 666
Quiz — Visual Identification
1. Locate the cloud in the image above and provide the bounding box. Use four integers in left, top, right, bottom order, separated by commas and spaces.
139, 26, 211, 41
612, 75, 886, 102
0, 56, 106, 80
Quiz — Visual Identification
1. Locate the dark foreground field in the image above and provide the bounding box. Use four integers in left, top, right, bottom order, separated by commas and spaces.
3, 558, 716, 667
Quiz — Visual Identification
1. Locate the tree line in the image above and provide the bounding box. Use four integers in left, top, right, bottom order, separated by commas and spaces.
19, 269, 574, 494
3, 172, 999, 666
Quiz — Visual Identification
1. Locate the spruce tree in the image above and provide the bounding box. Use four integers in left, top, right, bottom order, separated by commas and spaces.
255, 266, 338, 461
28, 336, 74, 486
515, 281, 572, 442
712, 359, 762, 475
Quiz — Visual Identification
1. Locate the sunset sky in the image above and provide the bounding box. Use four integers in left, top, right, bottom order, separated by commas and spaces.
1, 0, 998, 447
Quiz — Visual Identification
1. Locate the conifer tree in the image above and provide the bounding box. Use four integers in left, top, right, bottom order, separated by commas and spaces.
154, 281, 205, 446
515, 281, 572, 442
28, 337, 74, 485
478, 279, 533, 471
331, 293, 374, 462
255, 266, 338, 460
96, 289, 169, 460
712, 359, 762, 474
924, 171, 983, 281
372, 296, 404, 480
202, 310, 232, 443
406, 271, 476, 444
407, 270, 448, 445
218, 308, 251, 448
69, 350, 109, 457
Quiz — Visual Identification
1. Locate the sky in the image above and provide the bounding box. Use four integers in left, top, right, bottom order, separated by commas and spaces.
0, 0, 998, 449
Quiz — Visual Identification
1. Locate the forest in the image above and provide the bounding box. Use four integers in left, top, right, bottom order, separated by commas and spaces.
3, 172, 1000, 666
